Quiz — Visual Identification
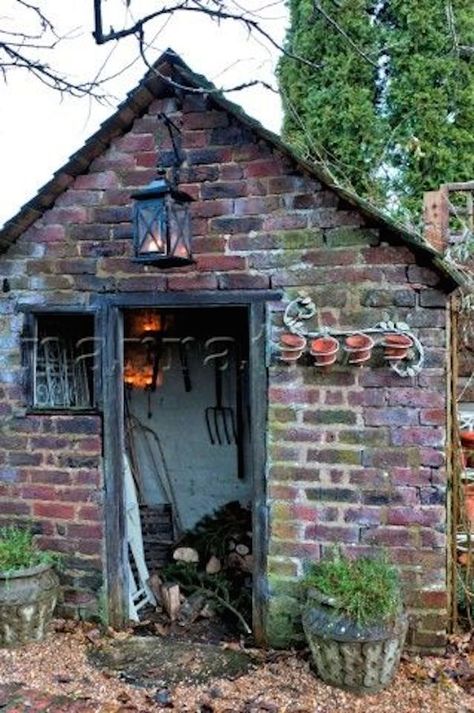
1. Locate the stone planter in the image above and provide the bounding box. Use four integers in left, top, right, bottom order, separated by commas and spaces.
0, 563, 59, 646
302, 589, 408, 694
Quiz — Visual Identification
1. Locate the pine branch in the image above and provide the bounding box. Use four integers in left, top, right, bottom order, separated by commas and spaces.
312, 1, 378, 67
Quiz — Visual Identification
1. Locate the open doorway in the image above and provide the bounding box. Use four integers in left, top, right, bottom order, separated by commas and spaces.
121, 306, 255, 641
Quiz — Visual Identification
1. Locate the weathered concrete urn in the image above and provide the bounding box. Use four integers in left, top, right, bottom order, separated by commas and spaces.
0, 563, 59, 646
302, 588, 408, 694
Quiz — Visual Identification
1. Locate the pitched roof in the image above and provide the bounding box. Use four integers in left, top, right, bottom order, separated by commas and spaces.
0, 48, 463, 288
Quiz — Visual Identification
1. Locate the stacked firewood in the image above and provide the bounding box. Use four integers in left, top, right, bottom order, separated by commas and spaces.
148, 502, 253, 632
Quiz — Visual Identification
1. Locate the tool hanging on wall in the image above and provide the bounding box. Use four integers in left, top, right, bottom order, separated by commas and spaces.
205, 357, 237, 446
235, 344, 246, 480
179, 339, 192, 393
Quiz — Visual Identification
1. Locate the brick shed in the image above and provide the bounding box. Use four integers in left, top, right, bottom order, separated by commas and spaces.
0, 50, 464, 652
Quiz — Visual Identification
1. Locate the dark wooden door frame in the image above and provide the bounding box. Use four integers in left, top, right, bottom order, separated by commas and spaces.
100, 291, 278, 643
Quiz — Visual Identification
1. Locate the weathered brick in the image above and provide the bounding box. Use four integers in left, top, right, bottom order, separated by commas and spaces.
167, 273, 218, 291
184, 111, 229, 129
116, 275, 167, 292
307, 449, 362, 466
325, 228, 378, 248
387, 506, 445, 527
187, 147, 232, 165
210, 216, 263, 234
245, 159, 284, 178
344, 507, 381, 525
391, 427, 444, 447
33, 502, 75, 520
407, 265, 440, 286
218, 273, 269, 290
364, 407, 419, 426
192, 199, 233, 218
304, 410, 357, 426
305, 524, 359, 543
201, 181, 247, 200
75, 171, 118, 190
305, 487, 359, 503
361, 527, 413, 547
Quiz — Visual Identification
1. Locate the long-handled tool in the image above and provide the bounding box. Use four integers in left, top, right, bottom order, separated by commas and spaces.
205, 358, 237, 445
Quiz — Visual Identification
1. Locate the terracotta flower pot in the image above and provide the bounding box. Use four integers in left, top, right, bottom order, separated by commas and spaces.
344, 333, 375, 365
461, 431, 474, 468
310, 336, 339, 367
279, 332, 306, 363
464, 483, 474, 528
383, 333, 413, 361
457, 533, 473, 565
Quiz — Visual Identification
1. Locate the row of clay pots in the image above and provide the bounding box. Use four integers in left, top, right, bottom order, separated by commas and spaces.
279, 332, 413, 366
461, 431, 474, 469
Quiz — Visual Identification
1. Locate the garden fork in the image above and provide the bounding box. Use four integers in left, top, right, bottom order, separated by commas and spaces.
205, 358, 237, 445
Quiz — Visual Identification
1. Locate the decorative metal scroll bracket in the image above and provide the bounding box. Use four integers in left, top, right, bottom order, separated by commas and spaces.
279, 294, 425, 378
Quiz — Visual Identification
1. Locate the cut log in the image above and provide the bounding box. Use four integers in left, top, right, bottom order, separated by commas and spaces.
206, 555, 222, 574
173, 547, 199, 563
148, 573, 163, 603
178, 592, 205, 626
242, 554, 254, 573
227, 552, 244, 569
235, 544, 250, 556
161, 583, 181, 621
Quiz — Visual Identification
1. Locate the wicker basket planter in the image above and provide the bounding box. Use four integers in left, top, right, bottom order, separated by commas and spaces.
0, 563, 59, 646
302, 588, 408, 694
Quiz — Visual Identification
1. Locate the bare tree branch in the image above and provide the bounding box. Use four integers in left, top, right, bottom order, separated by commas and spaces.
93, 0, 322, 72
0, 41, 107, 98
137, 27, 278, 95
15, 0, 56, 34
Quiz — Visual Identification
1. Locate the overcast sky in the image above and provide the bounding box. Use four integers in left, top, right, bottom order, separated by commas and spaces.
0, 1, 287, 227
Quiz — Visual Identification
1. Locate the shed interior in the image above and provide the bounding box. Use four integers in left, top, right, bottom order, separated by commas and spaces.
122, 307, 254, 636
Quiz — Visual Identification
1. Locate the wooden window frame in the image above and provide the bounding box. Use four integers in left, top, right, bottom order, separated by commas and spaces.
18, 305, 101, 414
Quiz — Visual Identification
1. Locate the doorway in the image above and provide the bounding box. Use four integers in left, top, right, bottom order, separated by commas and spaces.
101, 301, 267, 642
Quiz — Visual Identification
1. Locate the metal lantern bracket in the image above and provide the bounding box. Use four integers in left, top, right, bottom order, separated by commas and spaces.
276, 294, 425, 378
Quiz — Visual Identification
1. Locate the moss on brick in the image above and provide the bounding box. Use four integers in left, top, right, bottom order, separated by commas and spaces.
268, 406, 299, 424
274, 229, 324, 250
325, 228, 379, 247
304, 410, 357, 425
338, 429, 390, 446
268, 557, 299, 577
270, 502, 292, 522
266, 575, 303, 648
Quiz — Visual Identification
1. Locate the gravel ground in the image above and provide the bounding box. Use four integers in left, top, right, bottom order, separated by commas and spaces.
0, 623, 472, 712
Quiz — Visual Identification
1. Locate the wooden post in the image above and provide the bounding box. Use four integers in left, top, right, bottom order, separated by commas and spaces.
423, 188, 449, 252
447, 293, 460, 632
101, 303, 127, 628
249, 302, 268, 646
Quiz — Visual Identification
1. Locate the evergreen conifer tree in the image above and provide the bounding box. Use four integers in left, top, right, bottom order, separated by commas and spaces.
278, 0, 474, 221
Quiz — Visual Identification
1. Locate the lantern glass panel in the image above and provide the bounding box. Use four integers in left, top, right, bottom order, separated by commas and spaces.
168, 199, 192, 261
135, 198, 167, 257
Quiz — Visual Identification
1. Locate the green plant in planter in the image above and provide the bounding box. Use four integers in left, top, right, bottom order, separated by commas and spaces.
0, 527, 60, 573
0, 526, 60, 647
301, 550, 407, 694
302, 550, 401, 626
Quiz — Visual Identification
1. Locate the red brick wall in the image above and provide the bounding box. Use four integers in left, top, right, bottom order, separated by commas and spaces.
0, 91, 449, 647
0, 413, 102, 618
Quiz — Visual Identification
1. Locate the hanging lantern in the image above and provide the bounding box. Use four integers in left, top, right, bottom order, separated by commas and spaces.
132, 170, 194, 268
